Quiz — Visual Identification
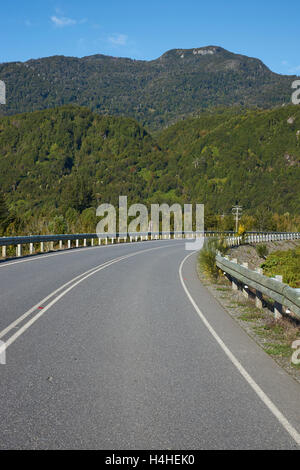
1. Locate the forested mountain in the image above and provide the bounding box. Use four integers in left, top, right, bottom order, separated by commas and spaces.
157, 106, 300, 214
0, 105, 299, 235
0, 46, 298, 131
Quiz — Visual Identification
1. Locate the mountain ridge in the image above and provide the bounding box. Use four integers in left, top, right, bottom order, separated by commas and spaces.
0, 46, 298, 130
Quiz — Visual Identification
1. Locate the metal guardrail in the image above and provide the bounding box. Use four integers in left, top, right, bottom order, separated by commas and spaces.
226, 232, 300, 247
0, 230, 299, 259
0, 230, 233, 248
0, 230, 211, 258
0, 230, 300, 258
216, 254, 300, 319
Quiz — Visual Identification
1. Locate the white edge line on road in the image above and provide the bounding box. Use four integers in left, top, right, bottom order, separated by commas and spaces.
179, 251, 300, 447
0, 243, 176, 350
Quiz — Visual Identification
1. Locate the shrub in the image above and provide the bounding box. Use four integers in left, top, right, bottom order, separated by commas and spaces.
237, 224, 246, 237
198, 239, 221, 279
218, 237, 229, 256
261, 247, 300, 288
256, 244, 268, 259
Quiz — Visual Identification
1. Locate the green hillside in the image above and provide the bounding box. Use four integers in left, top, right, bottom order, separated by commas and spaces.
0, 104, 299, 235
157, 106, 300, 214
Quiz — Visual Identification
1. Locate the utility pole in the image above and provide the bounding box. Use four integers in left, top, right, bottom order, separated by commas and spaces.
232, 204, 242, 233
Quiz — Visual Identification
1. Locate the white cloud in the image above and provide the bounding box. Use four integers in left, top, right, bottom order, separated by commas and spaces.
51, 15, 77, 27
108, 33, 128, 46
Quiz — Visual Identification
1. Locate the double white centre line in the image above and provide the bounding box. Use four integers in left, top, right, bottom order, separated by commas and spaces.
0, 244, 175, 353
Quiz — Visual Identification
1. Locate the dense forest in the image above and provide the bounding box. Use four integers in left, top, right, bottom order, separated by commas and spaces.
0, 104, 299, 235
0, 46, 298, 131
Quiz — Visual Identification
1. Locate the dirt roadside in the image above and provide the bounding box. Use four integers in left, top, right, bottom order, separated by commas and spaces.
228, 239, 300, 270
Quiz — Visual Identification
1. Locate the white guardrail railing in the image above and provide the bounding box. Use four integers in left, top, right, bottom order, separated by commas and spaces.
226, 231, 300, 247
0, 230, 228, 258
0, 231, 299, 259
216, 253, 300, 320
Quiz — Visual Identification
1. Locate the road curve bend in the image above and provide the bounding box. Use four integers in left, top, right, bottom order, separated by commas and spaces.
0, 240, 299, 449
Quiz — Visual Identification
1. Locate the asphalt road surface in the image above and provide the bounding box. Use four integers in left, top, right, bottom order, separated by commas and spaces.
0, 240, 299, 449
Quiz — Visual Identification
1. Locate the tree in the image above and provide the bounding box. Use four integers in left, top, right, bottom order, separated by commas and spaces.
48, 215, 67, 234
0, 192, 9, 234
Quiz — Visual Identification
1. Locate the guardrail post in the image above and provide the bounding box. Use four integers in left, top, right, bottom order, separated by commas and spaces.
30, 243, 34, 254
50, 241, 54, 251
84, 239, 87, 247
274, 275, 283, 319
254, 268, 263, 308
59, 240, 63, 250
76, 239, 79, 248
67, 240, 71, 249
274, 303, 283, 320
16, 244, 22, 257
2, 245, 6, 258
40, 242, 44, 253
231, 259, 239, 290
91, 239, 94, 246
241, 262, 249, 298
105, 238, 108, 245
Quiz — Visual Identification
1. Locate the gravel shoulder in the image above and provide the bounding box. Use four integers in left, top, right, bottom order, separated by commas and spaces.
227, 240, 300, 270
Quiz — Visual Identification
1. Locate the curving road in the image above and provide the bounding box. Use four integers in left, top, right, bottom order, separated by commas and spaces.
0, 240, 300, 449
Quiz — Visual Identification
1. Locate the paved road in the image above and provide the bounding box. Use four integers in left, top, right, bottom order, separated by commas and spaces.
0, 240, 299, 449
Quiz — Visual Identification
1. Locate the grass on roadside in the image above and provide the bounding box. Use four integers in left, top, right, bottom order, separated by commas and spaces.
198, 238, 228, 280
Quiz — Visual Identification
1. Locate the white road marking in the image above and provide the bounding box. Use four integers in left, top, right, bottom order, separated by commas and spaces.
0, 256, 125, 339
179, 252, 300, 447
0, 243, 176, 348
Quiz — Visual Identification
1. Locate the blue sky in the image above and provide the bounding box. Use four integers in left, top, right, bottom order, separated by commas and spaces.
0, 0, 299, 75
